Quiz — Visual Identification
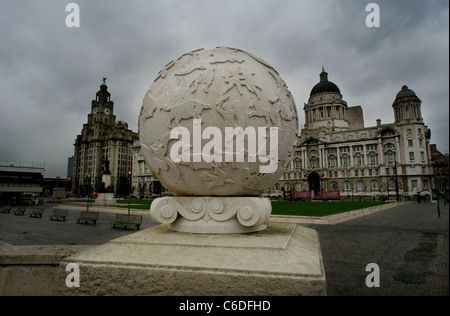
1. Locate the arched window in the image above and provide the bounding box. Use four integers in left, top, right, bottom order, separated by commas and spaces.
331, 182, 338, 190
284, 183, 290, 191
295, 183, 301, 191
371, 180, 379, 190
344, 181, 351, 191
357, 181, 364, 191
274, 183, 280, 191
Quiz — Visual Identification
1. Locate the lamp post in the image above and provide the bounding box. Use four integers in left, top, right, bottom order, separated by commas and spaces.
441, 175, 446, 207
394, 157, 400, 203
128, 170, 132, 216
87, 173, 91, 212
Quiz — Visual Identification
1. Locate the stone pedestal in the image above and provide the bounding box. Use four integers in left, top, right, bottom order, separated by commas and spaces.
150, 196, 271, 234
94, 193, 116, 206
61, 222, 326, 296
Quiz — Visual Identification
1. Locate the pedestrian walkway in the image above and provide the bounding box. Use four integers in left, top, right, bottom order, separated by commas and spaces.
304, 200, 449, 295
0, 203, 158, 246
1, 200, 448, 295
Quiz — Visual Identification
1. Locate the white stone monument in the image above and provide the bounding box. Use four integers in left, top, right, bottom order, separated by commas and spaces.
61, 48, 326, 296
139, 47, 298, 233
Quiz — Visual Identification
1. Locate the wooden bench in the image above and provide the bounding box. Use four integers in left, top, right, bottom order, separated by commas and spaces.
50, 209, 68, 221
0, 205, 12, 214
112, 214, 143, 230
14, 206, 26, 216
29, 208, 44, 218
76, 211, 99, 225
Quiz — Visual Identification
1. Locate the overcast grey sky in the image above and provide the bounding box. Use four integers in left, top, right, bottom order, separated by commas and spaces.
0, 0, 448, 178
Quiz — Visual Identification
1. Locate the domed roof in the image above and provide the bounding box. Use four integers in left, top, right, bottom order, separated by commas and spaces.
310, 68, 341, 97
395, 85, 417, 99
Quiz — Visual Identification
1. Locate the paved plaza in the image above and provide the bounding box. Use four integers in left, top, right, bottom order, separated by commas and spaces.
0, 200, 448, 296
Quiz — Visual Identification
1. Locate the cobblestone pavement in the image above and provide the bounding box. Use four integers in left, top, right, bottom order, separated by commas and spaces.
1, 200, 448, 296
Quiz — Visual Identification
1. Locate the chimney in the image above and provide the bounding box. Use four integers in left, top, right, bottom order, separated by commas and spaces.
376, 119, 381, 127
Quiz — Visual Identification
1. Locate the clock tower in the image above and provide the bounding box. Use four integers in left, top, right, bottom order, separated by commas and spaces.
90, 78, 114, 124
72, 79, 138, 197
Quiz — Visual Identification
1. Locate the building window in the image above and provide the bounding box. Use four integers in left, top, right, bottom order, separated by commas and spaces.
310, 158, 319, 168
355, 155, 364, 166
357, 181, 364, 191
412, 180, 418, 189
274, 183, 280, 191
409, 152, 415, 161
420, 152, 425, 161
341, 156, 350, 167
344, 181, 351, 191
331, 182, 338, 190
295, 183, 301, 191
418, 128, 422, 134
329, 135, 334, 142
294, 159, 301, 169
388, 179, 395, 189
328, 157, 337, 168
423, 180, 428, 189
327, 148, 337, 154
385, 152, 395, 164
411, 166, 416, 174
368, 131, 374, 138
354, 132, 360, 140
408, 139, 414, 147
371, 180, 379, 190
342, 134, 347, 141
366, 144, 378, 151
369, 154, 378, 165
407, 129, 412, 135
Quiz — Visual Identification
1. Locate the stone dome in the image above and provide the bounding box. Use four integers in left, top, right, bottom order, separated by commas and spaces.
395, 85, 417, 99
310, 68, 341, 96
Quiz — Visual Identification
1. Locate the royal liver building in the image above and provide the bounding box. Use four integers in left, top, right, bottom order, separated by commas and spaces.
275, 68, 433, 199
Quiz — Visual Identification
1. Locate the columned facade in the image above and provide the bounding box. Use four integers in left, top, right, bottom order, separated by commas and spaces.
273, 69, 433, 200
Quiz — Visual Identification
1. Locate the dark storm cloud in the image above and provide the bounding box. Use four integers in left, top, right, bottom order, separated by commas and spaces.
0, 0, 448, 177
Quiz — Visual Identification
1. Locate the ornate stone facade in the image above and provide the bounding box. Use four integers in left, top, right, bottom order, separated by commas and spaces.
274, 69, 433, 199
72, 81, 138, 196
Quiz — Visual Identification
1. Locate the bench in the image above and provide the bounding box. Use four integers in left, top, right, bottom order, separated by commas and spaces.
76, 211, 99, 225
50, 209, 68, 221
112, 214, 143, 230
29, 208, 45, 218
0, 205, 12, 214
14, 206, 26, 216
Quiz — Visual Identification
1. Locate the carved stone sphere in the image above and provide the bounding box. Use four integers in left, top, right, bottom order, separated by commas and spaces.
139, 47, 298, 196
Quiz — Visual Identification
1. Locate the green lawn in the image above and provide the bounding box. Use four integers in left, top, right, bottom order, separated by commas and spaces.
114, 199, 154, 210
113, 199, 389, 216
271, 200, 389, 216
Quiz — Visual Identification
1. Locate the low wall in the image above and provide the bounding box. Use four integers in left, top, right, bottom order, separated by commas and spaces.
0, 245, 90, 296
